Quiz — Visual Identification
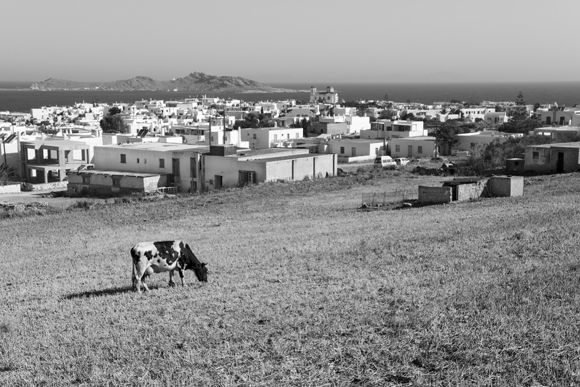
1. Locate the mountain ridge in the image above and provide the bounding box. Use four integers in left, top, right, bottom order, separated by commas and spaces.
30, 72, 296, 93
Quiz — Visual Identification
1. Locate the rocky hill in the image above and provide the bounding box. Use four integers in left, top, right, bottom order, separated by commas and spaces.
30, 72, 293, 93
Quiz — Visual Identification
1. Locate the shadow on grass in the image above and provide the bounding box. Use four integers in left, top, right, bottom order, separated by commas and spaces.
62, 285, 159, 299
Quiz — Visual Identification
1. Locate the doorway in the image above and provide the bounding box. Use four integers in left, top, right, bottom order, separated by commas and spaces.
556, 152, 564, 173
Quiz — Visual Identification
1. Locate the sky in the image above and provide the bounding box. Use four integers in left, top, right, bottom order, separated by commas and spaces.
2, 0, 580, 84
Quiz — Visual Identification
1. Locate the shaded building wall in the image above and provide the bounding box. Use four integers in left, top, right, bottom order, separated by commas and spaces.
549, 147, 580, 173
524, 147, 551, 173
488, 176, 524, 197
67, 173, 165, 196
418, 186, 452, 204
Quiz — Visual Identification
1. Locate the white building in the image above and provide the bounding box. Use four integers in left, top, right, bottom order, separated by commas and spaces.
326, 138, 385, 162
361, 120, 426, 139
390, 136, 437, 158
240, 127, 303, 149
310, 86, 339, 104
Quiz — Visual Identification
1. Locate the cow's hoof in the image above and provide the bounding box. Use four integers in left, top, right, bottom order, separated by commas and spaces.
168, 282, 176, 287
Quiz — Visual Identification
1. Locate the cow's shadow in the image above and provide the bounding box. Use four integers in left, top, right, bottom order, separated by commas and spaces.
63, 285, 159, 299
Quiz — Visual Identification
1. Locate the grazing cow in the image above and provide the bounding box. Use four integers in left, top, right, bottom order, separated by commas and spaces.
130, 240, 208, 293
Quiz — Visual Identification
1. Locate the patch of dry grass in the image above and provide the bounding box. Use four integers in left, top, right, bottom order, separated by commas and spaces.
0, 170, 579, 385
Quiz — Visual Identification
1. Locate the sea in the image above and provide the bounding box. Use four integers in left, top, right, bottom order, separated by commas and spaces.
1, 81, 580, 113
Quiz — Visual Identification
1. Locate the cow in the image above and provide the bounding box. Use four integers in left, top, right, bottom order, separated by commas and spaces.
130, 240, 208, 293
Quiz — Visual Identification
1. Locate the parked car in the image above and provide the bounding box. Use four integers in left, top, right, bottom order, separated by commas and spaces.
395, 157, 410, 166
374, 156, 397, 169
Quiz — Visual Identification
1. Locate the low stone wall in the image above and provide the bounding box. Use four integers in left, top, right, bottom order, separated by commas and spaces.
22, 181, 68, 192
0, 182, 21, 194
337, 155, 375, 163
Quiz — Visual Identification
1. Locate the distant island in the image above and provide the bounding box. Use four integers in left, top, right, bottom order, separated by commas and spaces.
30, 72, 298, 93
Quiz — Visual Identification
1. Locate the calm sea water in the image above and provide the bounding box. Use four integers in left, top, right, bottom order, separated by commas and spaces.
1, 81, 580, 113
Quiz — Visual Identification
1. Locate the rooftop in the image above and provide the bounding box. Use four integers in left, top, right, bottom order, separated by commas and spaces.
71, 169, 161, 177
99, 142, 209, 153
21, 139, 90, 149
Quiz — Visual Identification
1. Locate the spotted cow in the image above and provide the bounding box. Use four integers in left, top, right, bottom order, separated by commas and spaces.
131, 240, 208, 293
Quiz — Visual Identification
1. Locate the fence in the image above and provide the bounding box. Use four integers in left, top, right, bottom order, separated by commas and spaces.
361, 189, 414, 208
156, 186, 177, 194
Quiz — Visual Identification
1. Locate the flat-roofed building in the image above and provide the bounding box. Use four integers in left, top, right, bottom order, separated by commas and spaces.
204, 146, 337, 190
90, 142, 209, 193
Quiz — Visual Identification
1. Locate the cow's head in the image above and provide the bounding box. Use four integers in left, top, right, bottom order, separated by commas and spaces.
181, 242, 208, 282
192, 262, 208, 282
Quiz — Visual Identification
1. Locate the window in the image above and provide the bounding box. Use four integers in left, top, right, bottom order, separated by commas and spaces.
120, 154, 126, 164
137, 158, 140, 164
532, 151, 539, 160
340, 146, 345, 154
253, 133, 257, 139
395, 145, 400, 152
112, 176, 121, 188
159, 158, 165, 168
418, 146, 423, 154
82, 175, 90, 184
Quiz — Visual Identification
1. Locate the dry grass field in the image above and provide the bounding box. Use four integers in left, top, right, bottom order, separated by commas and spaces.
0, 169, 579, 386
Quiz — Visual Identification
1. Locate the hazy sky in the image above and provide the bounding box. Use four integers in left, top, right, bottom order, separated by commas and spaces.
2, 0, 580, 83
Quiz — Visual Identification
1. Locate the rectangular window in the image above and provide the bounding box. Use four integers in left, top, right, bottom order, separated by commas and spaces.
112, 176, 121, 187
253, 133, 257, 139
418, 146, 423, 154
340, 146, 345, 154
532, 151, 539, 160
82, 175, 90, 184
395, 145, 400, 152
159, 158, 165, 168
120, 154, 126, 164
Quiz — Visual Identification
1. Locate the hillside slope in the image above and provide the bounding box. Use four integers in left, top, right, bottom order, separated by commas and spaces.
0, 171, 578, 385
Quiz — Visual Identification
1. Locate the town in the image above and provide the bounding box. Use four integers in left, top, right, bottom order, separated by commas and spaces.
0, 86, 578, 197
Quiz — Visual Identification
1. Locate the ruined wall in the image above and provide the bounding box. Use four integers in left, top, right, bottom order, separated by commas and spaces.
456, 180, 488, 201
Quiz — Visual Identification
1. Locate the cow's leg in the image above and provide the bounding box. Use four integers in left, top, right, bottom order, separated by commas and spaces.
141, 274, 150, 292
132, 265, 143, 293
177, 268, 186, 287
168, 270, 176, 287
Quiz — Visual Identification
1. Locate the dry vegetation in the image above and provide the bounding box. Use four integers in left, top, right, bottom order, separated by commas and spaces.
0, 169, 579, 386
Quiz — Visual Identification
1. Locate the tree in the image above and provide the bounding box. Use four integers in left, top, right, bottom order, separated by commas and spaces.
100, 107, 128, 133
432, 120, 472, 156
478, 134, 551, 170
510, 91, 529, 122
498, 117, 541, 134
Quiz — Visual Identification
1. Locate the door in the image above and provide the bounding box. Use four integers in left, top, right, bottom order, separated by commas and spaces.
190, 157, 197, 178
557, 152, 564, 173
214, 175, 223, 189
407, 145, 413, 157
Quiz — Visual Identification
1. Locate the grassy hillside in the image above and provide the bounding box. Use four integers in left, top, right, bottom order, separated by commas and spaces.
0, 171, 578, 386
